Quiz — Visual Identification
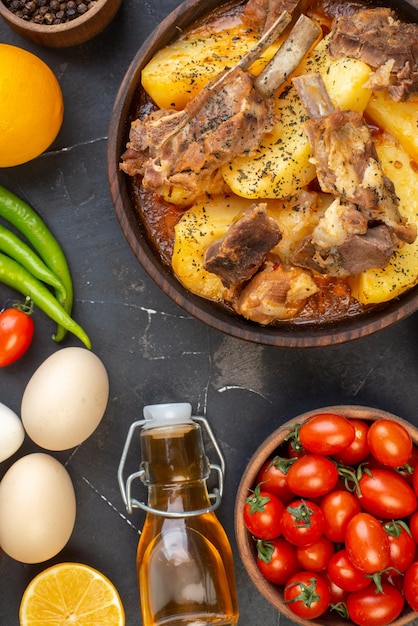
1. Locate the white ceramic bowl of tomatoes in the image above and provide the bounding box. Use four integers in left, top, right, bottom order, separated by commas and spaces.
235, 406, 418, 626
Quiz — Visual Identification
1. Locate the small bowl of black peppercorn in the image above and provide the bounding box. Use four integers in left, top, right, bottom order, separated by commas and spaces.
0, 0, 122, 47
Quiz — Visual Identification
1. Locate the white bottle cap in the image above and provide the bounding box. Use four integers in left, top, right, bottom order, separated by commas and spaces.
142, 403, 194, 428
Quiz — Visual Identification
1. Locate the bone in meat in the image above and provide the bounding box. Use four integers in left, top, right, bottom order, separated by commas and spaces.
255, 14, 321, 97
293, 72, 416, 246
120, 13, 321, 205
244, 0, 301, 34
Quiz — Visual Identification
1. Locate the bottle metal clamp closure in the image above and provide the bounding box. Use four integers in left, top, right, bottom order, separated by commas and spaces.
118, 413, 225, 518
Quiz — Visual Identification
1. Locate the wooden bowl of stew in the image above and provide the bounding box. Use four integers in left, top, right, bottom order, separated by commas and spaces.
107, 0, 418, 348
0, 0, 122, 47
234, 405, 418, 626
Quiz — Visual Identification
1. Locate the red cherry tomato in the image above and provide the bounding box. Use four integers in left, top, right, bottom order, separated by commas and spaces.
299, 413, 355, 455
256, 538, 299, 585
358, 468, 417, 519
328, 549, 372, 593
332, 419, 370, 465
243, 484, 283, 540
255, 455, 294, 504
346, 582, 404, 626
287, 441, 307, 459
284, 571, 330, 619
409, 511, 418, 544
286, 454, 338, 498
404, 561, 418, 611
405, 445, 418, 477
321, 490, 361, 543
384, 520, 416, 573
296, 535, 335, 572
0, 302, 34, 366
323, 571, 348, 603
367, 419, 412, 468
413, 464, 418, 496
280, 499, 324, 547
345, 512, 390, 574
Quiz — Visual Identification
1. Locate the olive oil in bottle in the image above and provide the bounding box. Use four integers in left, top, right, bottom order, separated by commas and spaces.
119, 403, 239, 626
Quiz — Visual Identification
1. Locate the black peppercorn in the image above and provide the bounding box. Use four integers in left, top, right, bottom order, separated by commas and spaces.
2, 0, 97, 23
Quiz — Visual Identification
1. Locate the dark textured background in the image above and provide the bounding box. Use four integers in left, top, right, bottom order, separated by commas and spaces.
1, 1, 418, 624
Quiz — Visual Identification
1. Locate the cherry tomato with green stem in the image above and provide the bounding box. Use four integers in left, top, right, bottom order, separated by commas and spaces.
345, 512, 390, 574
256, 538, 299, 585
365, 451, 416, 484
358, 468, 417, 519
243, 484, 283, 540
346, 582, 404, 626
332, 419, 370, 465
384, 520, 416, 573
0, 299, 34, 366
286, 454, 338, 498
367, 419, 412, 468
284, 571, 330, 619
299, 413, 355, 455
280, 499, 324, 547
255, 455, 295, 503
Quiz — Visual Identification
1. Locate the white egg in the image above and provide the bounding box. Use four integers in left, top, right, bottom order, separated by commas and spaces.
0, 402, 25, 462
21, 347, 109, 451
0, 453, 76, 563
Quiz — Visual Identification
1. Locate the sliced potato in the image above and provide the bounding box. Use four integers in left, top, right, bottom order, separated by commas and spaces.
223, 93, 317, 199
142, 22, 280, 111
223, 35, 372, 199
366, 91, 418, 162
348, 133, 418, 304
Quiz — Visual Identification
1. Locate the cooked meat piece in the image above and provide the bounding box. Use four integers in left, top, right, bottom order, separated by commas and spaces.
293, 221, 395, 277
311, 199, 368, 250
203, 203, 281, 288
244, 0, 301, 34
293, 73, 416, 245
290, 72, 416, 276
304, 108, 415, 244
291, 199, 367, 275
120, 12, 294, 199
338, 225, 395, 274
235, 261, 318, 323
329, 7, 418, 101
121, 67, 274, 196
120, 13, 321, 205
364, 59, 394, 92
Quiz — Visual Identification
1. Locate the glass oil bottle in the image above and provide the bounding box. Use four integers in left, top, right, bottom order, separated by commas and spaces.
118, 402, 239, 625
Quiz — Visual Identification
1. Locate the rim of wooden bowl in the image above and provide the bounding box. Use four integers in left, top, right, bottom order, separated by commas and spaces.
107, 0, 418, 348
234, 405, 418, 626
0, 0, 122, 46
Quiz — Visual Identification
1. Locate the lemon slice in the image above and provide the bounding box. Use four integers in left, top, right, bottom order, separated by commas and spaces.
19, 562, 125, 625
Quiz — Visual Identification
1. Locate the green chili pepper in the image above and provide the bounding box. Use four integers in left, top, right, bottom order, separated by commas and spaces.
0, 223, 67, 298
0, 252, 91, 349
0, 185, 73, 341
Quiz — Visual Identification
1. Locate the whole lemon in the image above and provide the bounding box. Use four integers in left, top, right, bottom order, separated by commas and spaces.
0, 44, 64, 167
